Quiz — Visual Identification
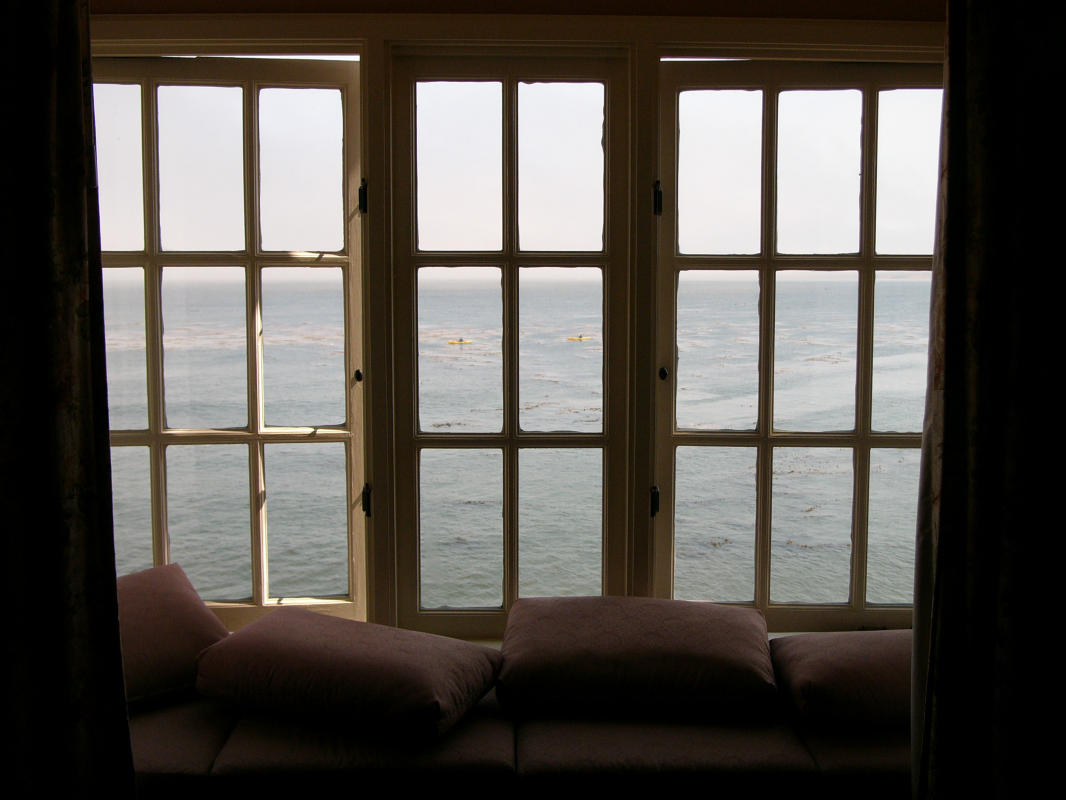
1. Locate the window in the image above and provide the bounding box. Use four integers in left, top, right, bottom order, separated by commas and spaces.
95, 56, 364, 627
389, 54, 630, 637
654, 60, 942, 630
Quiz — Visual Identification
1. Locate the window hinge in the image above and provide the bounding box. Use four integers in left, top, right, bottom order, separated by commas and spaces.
358, 178, 368, 214
650, 485, 660, 518
361, 483, 372, 517
653, 180, 663, 216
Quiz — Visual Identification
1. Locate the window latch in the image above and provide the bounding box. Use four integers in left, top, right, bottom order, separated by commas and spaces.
650, 485, 660, 518
361, 483, 372, 517
653, 180, 663, 216
358, 178, 368, 214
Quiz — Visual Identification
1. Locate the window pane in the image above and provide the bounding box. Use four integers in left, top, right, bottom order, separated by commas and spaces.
418, 267, 502, 432
263, 268, 345, 426
678, 89, 762, 255
259, 88, 344, 252
103, 268, 147, 430
93, 83, 144, 251
158, 85, 245, 251
873, 272, 931, 432
519, 449, 602, 596
771, 447, 853, 603
265, 443, 348, 598
876, 89, 943, 255
519, 268, 602, 432
420, 449, 503, 609
676, 271, 759, 430
518, 82, 604, 251
867, 448, 920, 605
166, 445, 250, 601
111, 446, 152, 576
674, 447, 757, 603
774, 272, 857, 431
162, 267, 247, 429
777, 90, 862, 254
416, 82, 502, 251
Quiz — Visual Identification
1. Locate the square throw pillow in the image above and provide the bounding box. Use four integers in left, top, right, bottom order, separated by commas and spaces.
196, 607, 502, 741
497, 596, 777, 719
116, 563, 230, 704
770, 629, 912, 729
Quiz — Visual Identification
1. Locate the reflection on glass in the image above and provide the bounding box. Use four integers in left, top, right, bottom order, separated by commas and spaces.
519, 268, 602, 432
111, 446, 152, 576
873, 272, 931, 432
519, 449, 602, 596
876, 89, 943, 255
771, 447, 853, 603
103, 268, 148, 430
416, 82, 502, 251
158, 85, 245, 251
162, 267, 246, 429
259, 88, 344, 252
518, 82, 604, 251
777, 90, 862, 254
676, 271, 759, 430
263, 268, 344, 426
774, 272, 857, 431
265, 443, 348, 598
867, 448, 920, 605
93, 83, 144, 251
420, 449, 503, 608
167, 445, 250, 601
418, 268, 502, 432
678, 89, 762, 255
674, 447, 756, 602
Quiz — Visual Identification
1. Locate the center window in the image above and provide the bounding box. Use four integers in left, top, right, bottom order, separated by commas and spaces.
391, 56, 630, 636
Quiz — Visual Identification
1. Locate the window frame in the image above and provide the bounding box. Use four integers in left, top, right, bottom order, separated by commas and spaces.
95, 55, 366, 629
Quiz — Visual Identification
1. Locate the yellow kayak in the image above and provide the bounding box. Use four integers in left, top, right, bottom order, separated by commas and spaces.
567, 334, 593, 341
448, 338, 472, 345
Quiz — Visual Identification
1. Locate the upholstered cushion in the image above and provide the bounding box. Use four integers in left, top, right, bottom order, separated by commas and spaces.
196, 607, 502, 741
117, 563, 230, 703
770, 629, 911, 728
497, 596, 777, 718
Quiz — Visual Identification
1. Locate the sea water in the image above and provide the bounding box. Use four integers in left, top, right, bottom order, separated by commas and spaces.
104, 270, 930, 608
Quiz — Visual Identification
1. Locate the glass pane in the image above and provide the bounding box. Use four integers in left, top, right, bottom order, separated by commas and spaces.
111, 446, 152, 576
263, 268, 345, 426
166, 445, 250, 601
416, 82, 502, 251
676, 271, 759, 430
777, 90, 862, 254
873, 271, 931, 432
265, 443, 348, 598
103, 268, 147, 429
519, 449, 602, 596
876, 89, 943, 255
157, 85, 245, 251
674, 447, 757, 603
259, 88, 344, 252
771, 447, 853, 603
518, 82, 604, 251
420, 449, 503, 609
519, 268, 602, 432
162, 267, 247, 429
867, 449, 920, 605
774, 272, 857, 431
93, 83, 144, 251
418, 268, 502, 432
678, 89, 762, 255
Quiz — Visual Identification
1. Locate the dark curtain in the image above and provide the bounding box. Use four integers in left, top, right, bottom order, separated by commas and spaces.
913, 2, 1053, 797
1, 0, 134, 794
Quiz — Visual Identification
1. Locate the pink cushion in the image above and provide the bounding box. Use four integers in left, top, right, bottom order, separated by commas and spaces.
196, 607, 502, 741
116, 564, 229, 703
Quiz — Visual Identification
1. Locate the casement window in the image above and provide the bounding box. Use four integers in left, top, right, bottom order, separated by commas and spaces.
653, 60, 942, 630
94, 56, 365, 628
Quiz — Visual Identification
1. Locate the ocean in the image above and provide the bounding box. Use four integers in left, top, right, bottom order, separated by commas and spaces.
104, 269, 929, 608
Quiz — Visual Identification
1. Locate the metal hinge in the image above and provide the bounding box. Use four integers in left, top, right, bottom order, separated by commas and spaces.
650, 485, 660, 518
361, 483, 372, 517
653, 180, 663, 216
358, 178, 368, 214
